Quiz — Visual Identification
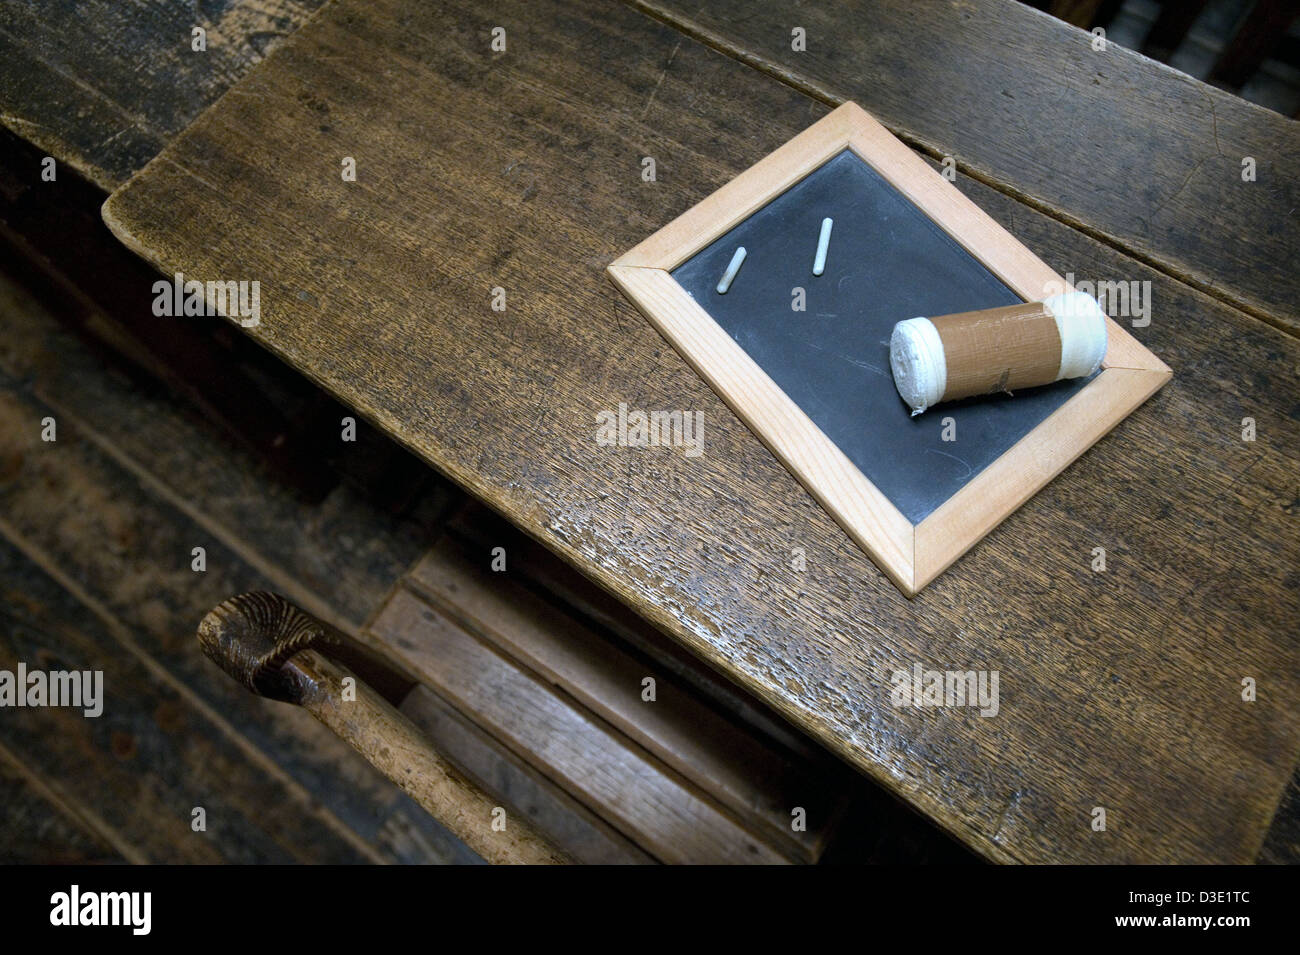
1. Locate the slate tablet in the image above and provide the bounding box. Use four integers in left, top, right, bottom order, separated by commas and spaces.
610, 103, 1169, 596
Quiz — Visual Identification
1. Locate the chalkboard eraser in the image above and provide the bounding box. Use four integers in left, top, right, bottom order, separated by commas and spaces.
889, 292, 1108, 415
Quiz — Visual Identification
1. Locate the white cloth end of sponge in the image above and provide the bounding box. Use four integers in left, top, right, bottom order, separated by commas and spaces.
1043, 291, 1108, 381
889, 316, 947, 415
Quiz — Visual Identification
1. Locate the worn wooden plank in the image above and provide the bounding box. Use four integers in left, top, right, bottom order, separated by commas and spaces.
0, 0, 324, 190
629, 0, 1300, 333
408, 536, 847, 862
0, 536, 369, 863
102, 0, 1300, 863
446, 502, 833, 765
373, 586, 791, 864
400, 686, 654, 864
0, 353, 475, 864
0, 267, 451, 632
0, 744, 125, 864
440, 502, 986, 861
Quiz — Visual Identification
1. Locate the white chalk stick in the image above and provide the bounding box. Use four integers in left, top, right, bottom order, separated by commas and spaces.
813, 218, 833, 276
716, 246, 747, 294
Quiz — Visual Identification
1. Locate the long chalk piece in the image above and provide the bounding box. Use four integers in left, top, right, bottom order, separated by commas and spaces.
813, 218, 833, 276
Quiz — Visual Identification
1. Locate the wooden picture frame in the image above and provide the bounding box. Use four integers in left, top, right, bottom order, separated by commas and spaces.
608, 102, 1170, 597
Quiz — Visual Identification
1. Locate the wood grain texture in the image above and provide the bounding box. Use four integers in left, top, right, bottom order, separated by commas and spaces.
630, 0, 1300, 334
400, 685, 654, 864
0, 0, 324, 191
371, 586, 790, 864
102, 0, 1300, 862
0, 293, 475, 863
0, 536, 368, 863
0, 744, 124, 864
407, 536, 847, 862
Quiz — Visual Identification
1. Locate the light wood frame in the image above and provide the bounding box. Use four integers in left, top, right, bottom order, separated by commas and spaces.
608, 102, 1171, 597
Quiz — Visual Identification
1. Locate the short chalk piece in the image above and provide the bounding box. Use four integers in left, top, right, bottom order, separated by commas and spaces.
716, 246, 747, 294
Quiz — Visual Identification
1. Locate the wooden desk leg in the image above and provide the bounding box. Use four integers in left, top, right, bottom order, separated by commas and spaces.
197, 592, 571, 865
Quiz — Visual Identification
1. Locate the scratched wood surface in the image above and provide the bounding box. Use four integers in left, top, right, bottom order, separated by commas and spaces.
0, 747, 124, 864
402, 535, 851, 862
0, 534, 383, 863
100, 0, 1300, 863
632, 0, 1300, 334
0, 0, 325, 191
4, 0, 1295, 337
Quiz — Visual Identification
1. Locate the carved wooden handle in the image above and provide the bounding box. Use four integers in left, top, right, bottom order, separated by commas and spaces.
198, 592, 571, 865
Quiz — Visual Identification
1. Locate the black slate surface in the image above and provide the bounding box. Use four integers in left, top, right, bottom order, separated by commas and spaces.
670, 149, 1092, 524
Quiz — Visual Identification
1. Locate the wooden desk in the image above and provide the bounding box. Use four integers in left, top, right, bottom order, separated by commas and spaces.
4, 0, 1297, 863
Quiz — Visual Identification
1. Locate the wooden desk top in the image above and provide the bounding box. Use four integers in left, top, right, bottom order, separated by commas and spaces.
7, 0, 1299, 863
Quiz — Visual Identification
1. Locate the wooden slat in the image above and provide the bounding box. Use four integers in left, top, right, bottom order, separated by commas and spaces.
445, 503, 832, 766
400, 686, 653, 864
1209, 0, 1299, 89
1141, 0, 1211, 60
101, 0, 1300, 863
438, 504, 989, 861
0, 267, 449, 633
0, 744, 124, 864
629, 0, 1300, 334
408, 537, 846, 861
0, 537, 367, 863
0, 340, 474, 863
371, 586, 790, 864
